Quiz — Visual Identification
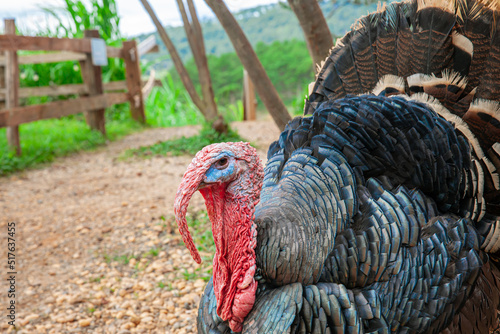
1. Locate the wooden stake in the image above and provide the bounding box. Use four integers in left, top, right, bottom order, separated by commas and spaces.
243, 69, 256, 121
123, 40, 145, 122
4, 19, 20, 155
79, 30, 106, 135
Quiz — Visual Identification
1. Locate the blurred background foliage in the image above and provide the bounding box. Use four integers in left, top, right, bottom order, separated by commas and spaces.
15, 0, 382, 120
1, 0, 383, 175
138, 0, 380, 70
172, 39, 314, 109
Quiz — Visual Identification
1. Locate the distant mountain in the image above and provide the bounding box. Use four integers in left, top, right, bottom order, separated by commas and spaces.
137, 0, 381, 70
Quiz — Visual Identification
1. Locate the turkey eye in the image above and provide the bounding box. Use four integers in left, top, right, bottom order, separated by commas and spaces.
215, 157, 229, 170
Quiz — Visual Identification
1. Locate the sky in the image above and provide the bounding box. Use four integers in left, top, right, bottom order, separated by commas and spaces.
2, 0, 280, 37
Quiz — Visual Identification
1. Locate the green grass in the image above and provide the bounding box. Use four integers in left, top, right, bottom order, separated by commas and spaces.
121, 125, 245, 160
144, 78, 243, 127
0, 76, 246, 176
0, 116, 142, 176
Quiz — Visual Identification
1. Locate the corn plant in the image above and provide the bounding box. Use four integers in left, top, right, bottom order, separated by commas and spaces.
40, 0, 125, 82
40, 0, 121, 41
19, 0, 127, 118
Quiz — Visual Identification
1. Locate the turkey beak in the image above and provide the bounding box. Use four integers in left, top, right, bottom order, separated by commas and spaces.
174, 160, 211, 264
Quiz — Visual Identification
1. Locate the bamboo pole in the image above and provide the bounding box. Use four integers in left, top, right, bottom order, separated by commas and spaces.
287, 0, 333, 73
0, 35, 122, 57
0, 93, 128, 127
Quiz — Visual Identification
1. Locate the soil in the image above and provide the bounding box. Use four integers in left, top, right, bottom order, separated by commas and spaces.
0, 120, 280, 334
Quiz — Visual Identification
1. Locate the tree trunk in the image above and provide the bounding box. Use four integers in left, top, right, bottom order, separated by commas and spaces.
287, 0, 333, 73
204, 0, 291, 131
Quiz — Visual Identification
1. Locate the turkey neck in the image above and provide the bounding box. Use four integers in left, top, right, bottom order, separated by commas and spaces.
199, 173, 260, 331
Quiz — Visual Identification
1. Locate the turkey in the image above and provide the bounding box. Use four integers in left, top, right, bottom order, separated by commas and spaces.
174, 0, 500, 332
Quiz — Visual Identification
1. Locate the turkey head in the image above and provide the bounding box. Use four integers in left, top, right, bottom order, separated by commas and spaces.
174, 142, 264, 332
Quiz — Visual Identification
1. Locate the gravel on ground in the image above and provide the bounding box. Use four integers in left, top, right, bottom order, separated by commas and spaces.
0, 120, 280, 334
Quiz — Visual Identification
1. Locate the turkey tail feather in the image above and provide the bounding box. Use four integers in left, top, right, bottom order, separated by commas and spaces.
376, 2, 399, 78
305, 0, 500, 255
350, 15, 379, 92
395, 1, 415, 77
475, 24, 500, 100
410, 0, 456, 75
456, 0, 497, 93
452, 31, 474, 77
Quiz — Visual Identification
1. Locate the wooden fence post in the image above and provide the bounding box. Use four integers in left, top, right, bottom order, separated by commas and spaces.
5, 19, 21, 154
79, 30, 106, 135
123, 40, 145, 122
0, 65, 5, 110
243, 69, 256, 121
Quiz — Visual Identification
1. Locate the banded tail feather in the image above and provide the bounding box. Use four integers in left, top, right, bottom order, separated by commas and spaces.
306, 0, 500, 253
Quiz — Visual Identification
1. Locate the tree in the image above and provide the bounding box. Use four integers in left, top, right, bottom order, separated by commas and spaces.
287, 0, 334, 72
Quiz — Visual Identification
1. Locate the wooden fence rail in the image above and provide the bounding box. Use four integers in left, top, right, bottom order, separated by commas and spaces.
0, 19, 158, 155
0, 79, 161, 100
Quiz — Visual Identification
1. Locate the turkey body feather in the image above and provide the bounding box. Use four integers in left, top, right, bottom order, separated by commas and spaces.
174, 0, 500, 332
196, 96, 500, 334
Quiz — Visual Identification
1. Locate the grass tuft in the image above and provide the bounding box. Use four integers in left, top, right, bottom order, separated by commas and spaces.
121, 125, 246, 160
143, 247, 160, 258
103, 253, 137, 265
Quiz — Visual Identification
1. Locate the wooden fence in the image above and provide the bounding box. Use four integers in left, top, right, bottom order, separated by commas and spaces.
0, 19, 159, 154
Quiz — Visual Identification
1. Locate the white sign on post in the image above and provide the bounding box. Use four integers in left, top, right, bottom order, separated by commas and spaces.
90, 38, 108, 66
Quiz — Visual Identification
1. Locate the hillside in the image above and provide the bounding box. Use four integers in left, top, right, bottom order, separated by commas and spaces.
138, 0, 380, 70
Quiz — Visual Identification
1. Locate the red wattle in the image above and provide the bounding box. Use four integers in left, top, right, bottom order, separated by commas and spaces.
201, 183, 260, 332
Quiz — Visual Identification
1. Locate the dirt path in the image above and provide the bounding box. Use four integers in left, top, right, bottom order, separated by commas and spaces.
0, 120, 280, 334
